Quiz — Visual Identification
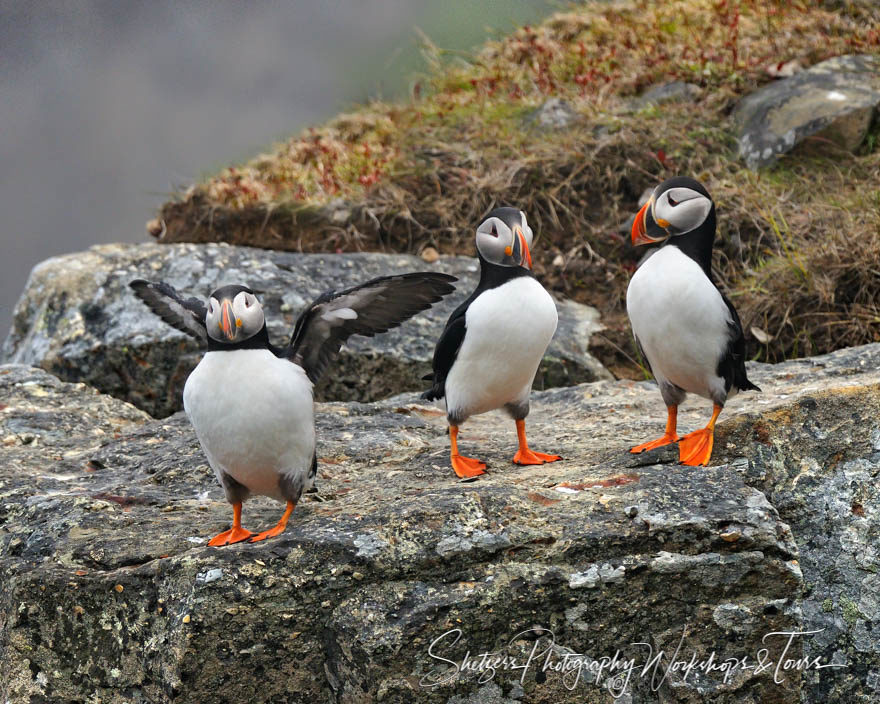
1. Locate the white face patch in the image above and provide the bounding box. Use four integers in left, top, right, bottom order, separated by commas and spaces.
475, 216, 515, 264
652, 186, 712, 236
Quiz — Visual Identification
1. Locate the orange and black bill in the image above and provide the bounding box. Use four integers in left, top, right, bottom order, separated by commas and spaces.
513, 225, 532, 269
219, 299, 238, 341
631, 196, 669, 247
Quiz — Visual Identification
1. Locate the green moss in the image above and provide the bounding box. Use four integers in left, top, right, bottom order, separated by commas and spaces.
840, 596, 863, 625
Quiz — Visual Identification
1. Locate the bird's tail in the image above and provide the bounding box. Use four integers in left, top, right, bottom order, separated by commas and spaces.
742, 378, 761, 393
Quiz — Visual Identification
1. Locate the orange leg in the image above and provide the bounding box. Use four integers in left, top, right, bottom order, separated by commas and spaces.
249, 500, 295, 543
678, 404, 722, 467
512, 419, 562, 466
208, 502, 254, 547
630, 406, 679, 454
449, 425, 486, 478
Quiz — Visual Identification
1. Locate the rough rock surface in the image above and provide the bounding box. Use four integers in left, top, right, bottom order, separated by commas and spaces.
4, 342, 880, 702
735, 54, 880, 169
1, 243, 610, 418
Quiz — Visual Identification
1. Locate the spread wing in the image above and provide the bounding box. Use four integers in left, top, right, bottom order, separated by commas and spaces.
129, 279, 208, 343
285, 272, 457, 384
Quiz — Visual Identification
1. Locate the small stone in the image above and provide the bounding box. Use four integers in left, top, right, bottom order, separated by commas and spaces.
146, 218, 166, 239
720, 531, 741, 542
182, 614, 191, 624
630, 81, 701, 109
420, 247, 439, 263
114, 584, 124, 593
526, 97, 579, 129
197, 568, 223, 584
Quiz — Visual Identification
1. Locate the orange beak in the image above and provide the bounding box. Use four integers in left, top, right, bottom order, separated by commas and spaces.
631, 200, 651, 246
631, 196, 667, 247
219, 300, 237, 341
515, 226, 532, 269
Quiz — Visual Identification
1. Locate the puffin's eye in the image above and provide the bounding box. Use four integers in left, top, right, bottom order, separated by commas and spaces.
244, 296, 252, 308
667, 194, 679, 207
490, 223, 498, 237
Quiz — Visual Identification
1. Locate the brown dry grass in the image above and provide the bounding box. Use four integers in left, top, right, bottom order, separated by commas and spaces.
155, 0, 880, 377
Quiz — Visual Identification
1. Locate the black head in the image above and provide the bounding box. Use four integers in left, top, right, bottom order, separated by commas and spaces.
205, 284, 266, 345
631, 176, 715, 246
475, 207, 534, 269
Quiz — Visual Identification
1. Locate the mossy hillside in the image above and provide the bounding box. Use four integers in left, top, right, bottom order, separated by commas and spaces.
156, 1, 880, 376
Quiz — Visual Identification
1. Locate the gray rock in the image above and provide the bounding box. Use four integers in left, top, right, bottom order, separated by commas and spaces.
713, 343, 880, 703
6, 341, 880, 702
735, 54, 880, 169
1, 361, 808, 703
1, 242, 610, 418
525, 98, 579, 129
629, 81, 702, 109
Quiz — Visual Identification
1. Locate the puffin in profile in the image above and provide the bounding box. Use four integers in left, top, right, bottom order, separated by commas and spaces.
626, 176, 759, 466
131, 273, 456, 545
422, 207, 561, 478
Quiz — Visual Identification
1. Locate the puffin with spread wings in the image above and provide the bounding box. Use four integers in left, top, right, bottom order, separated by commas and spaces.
626, 176, 759, 466
131, 272, 456, 545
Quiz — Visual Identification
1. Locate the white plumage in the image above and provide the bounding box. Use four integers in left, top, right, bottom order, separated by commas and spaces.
445, 276, 558, 420
626, 245, 732, 401
183, 349, 316, 501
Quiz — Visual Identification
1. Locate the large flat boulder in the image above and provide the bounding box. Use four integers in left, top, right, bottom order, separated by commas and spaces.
735, 54, 880, 169
0, 362, 811, 703
1, 243, 610, 418
5, 342, 880, 702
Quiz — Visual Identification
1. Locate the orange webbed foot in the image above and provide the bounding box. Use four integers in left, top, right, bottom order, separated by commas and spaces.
208, 525, 254, 547
513, 448, 562, 465
629, 433, 679, 454
248, 500, 295, 543
451, 454, 487, 478
248, 524, 287, 543
678, 428, 715, 466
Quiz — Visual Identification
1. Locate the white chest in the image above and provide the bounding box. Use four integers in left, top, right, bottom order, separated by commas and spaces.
626, 246, 731, 399
445, 276, 558, 418
183, 349, 316, 498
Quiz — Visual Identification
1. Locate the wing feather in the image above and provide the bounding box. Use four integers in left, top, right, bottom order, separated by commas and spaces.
129, 279, 208, 343
286, 272, 457, 383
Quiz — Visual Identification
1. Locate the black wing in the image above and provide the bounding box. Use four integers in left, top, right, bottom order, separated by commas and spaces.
420, 314, 467, 401
129, 279, 208, 343
284, 272, 457, 384
717, 293, 760, 394
633, 334, 653, 378
420, 286, 479, 401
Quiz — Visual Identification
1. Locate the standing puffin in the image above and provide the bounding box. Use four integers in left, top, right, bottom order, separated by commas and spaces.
131, 273, 456, 545
422, 207, 561, 478
627, 176, 759, 466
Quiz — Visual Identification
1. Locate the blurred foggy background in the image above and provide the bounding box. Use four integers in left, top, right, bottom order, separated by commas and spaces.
0, 0, 555, 337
